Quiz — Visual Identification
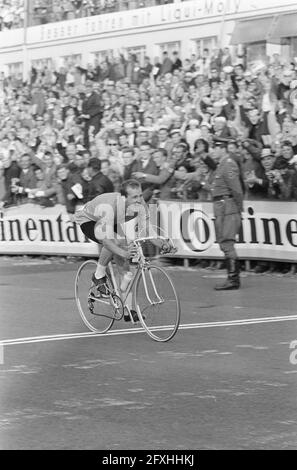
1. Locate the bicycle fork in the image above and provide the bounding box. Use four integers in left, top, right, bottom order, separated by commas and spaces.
141, 268, 164, 306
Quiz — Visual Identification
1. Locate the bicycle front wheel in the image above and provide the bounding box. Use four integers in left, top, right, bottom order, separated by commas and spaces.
135, 265, 181, 342
75, 260, 114, 333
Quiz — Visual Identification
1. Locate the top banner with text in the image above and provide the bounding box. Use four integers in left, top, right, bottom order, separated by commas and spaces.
25, 0, 296, 45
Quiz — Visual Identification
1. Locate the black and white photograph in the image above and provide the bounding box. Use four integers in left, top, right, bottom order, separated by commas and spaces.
0, 0, 297, 455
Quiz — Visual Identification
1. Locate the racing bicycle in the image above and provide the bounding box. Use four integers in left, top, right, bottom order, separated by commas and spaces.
75, 236, 181, 342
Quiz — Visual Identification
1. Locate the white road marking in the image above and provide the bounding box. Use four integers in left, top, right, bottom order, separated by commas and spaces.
236, 345, 269, 350
1, 314, 297, 347
12, 261, 52, 266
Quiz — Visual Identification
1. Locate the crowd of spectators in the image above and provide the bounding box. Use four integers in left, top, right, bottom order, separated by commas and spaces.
0, 1, 175, 30
1, 46, 297, 219
30, 0, 174, 26
0, 0, 24, 31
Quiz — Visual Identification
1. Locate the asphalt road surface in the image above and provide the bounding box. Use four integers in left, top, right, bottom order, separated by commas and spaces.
1, 257, 297, 450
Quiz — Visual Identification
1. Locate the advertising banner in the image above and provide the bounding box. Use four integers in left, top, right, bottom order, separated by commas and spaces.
24, 0, 296, 45
159, 200, 297, 262
0, 204, 99, 257
0, 201, 297, 262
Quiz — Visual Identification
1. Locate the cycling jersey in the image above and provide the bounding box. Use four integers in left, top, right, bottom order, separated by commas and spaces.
74, 192, 149, 242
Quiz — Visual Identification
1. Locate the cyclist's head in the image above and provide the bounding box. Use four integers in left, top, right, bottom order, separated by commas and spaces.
121, 179, 143, 206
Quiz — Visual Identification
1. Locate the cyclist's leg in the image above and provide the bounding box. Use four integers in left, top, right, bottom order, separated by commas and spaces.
83, 220, 134, 304
95, 239, 130, 296
94, 246, 113, 281
79, 221, 112, 296
93, 221, 113, 281
113, 244, 139, 321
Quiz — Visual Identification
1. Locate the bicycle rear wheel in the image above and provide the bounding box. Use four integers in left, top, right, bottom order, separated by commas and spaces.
75, 260, 114, 333
135, 265, 181, 342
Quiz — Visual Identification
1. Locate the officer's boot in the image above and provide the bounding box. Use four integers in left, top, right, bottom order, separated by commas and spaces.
228, 258, 241, 289
215, 259, 240, 291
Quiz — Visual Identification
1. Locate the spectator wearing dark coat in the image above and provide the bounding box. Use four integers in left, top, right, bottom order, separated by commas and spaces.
31, 85, 46, 116
287, 159, 297, 200
160, 51, 173, 75
56, 164, 84, 213
152, 57, 162, 81
29, 166, 57, 207
32, 151, 57, 187
258, 148, 290, 200
54, 67, 67, 90
10, 154, 37, 203
122, 147, 137, 180
130, 141, 158, 202
126, 54, 141, 85
241, 140, 268, 199
209, 48, 222, 72
109, 55, 126, 82
140, 56, 153, 80
81, 80, 102, 148
274, 140, 295, 171
172, 51, 183, 72
0, 155, 21, 206
239, 107, 270, 145
83, 157, 114, 202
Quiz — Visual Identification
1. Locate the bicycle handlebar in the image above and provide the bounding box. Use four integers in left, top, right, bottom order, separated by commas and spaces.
132, 236, 177, 256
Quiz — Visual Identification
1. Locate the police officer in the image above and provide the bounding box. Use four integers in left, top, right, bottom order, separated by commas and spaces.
211, 141, 244, 290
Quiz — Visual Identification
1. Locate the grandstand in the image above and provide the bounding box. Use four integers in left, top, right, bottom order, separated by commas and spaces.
1, 0, 297, 78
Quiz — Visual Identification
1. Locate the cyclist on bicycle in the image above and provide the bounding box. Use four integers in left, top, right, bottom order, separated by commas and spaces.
74, 179, 172, 310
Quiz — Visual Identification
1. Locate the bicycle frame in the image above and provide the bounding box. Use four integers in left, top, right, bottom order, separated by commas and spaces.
108, 236, 168, 312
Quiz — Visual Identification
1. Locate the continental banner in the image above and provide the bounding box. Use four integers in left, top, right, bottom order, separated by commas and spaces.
0, 204, 99, 257
159, 200, 297, 262
0, 201, 297, 261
